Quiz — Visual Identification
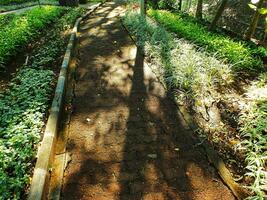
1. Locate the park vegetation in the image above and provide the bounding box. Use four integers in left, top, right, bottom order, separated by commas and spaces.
0, 6, 85, 199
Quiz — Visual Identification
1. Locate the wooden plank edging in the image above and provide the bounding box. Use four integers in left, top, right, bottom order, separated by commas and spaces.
27, 3, 103, 200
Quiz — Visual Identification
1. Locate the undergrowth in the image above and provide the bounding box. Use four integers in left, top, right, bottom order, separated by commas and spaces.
237, 83, 267, 199
0, 6, 64, 70
0, 7, 85, 199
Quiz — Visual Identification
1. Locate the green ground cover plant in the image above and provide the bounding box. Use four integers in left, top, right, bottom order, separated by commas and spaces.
0, 0, 59, 12
123, 10, 266, 199
238, 87, 267, 199
0, 6, 64, 69
0, 0, 32, 5
0, 13, 15, 28
0, 7, 85, 200
148, 9, 266, 73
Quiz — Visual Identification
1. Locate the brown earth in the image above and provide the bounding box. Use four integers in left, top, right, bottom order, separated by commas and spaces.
61, 1, 236, 200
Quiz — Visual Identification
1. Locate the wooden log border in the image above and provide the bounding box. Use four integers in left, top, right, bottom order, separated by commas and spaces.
27, 3, 104, 200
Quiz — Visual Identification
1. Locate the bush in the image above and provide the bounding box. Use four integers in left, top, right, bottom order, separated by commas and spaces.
0, 6, 64, 69
148, 10, 265, 72
0, 7, 85, 199
0, 14, 15, 28
0, 0, 32, 5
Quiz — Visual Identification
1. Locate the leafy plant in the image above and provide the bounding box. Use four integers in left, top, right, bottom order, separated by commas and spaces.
0, 6, 64, 69
238, 98, 267, 200
0, 0, 32, 5
0, 7, 85, 199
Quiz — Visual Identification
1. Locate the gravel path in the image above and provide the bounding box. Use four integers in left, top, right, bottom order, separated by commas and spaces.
61, 1, 236, 200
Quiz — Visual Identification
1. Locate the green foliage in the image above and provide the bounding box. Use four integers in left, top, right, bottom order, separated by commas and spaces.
239, 98, 267, 199
148, 9, 266, 72
0, 0, 32, 5
0, 0, 59, 12
248, 0, 267, 34
0, 68, 54, 200
0, 7, 85, 199
0, 6, 64, 69
0, 14, 15, 28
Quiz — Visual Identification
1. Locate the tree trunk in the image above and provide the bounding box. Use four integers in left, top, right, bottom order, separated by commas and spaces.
209, 0, 228, 30
195, 0, 203, 19
178, 0, 182, 11
244, 0, 265, 40
59, 0, 78, 6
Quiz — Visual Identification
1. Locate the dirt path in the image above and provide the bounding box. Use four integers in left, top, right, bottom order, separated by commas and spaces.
61, 2, 236, 200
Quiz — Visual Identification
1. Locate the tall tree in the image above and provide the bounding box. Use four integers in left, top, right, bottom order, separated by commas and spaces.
244, 0, 265, 40
178, 0, 182, 10
59, 0, 78, 6
195, 0, 203, 19
209, 0, 228, 30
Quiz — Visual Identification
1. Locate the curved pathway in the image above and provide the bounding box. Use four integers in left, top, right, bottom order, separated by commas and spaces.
60, 1, 236, 200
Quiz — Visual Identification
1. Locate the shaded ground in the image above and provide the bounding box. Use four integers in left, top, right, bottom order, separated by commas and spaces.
62, 1, 236, 199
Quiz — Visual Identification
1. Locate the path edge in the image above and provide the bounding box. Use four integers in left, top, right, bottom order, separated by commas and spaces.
27, 3, 103, 200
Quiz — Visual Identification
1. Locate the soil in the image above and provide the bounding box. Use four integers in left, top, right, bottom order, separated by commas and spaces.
62, 1, 236, 200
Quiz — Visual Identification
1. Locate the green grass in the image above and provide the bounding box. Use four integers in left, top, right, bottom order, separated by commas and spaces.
0, 13, 15, 28
148, 9, 266, 73
0, 0, 32, 5
0, 7, 85, 200
0, 0, 59, 13
0, 6, 64, 69
0, 0, 57, 6
238, 95, 267, 199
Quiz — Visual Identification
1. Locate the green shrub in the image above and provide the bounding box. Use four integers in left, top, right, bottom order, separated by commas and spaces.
0, 0, 32, 5
0, 6, 64, 69
0, 14, 15, 28
0, 7, 85, 199
148, 10, 265, 72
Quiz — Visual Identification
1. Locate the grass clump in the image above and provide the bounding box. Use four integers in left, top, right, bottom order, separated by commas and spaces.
148, 10, 265, 72
0, 0, 32, 5
238, 85, 267, 199
0, 7, 85, 199
0, 6, 64, 69
0, 13, 15, 28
